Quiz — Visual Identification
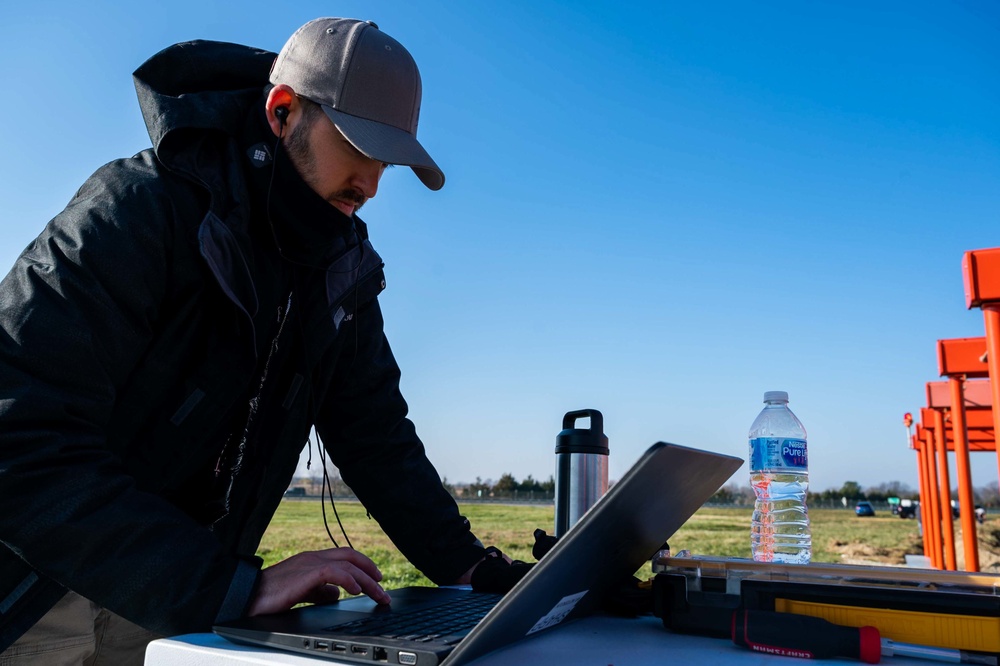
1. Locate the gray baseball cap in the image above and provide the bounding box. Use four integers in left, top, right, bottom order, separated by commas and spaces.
270, 17, 444, 191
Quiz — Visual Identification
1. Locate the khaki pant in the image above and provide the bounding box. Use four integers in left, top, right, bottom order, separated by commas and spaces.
0, 591, 162, 666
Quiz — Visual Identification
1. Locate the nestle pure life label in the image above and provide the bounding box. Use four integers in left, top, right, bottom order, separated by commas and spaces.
749, 437, 807, 472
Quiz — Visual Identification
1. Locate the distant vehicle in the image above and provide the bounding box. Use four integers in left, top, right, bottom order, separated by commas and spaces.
855, 501, 875, 517
898, 498, 918, 519
283, 487, 307, 498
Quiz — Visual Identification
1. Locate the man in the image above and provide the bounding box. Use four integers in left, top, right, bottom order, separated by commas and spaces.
0, 17, 488, 663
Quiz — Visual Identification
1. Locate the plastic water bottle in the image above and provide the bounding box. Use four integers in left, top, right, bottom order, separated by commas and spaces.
749, 391, 811, 564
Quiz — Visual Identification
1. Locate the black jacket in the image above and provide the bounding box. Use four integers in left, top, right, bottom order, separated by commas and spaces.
0, 40, 484, 649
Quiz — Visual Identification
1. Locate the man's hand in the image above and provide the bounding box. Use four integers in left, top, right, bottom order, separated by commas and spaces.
248, 547, 391, 616
453, 549, 513, 586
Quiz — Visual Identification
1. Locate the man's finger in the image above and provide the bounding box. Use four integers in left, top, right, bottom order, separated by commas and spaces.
316, 561, 391, 604
312, 547, 384, 582
303, 583, 342, 606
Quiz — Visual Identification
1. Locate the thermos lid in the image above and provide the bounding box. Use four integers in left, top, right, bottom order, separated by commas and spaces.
555, 409, 609, 455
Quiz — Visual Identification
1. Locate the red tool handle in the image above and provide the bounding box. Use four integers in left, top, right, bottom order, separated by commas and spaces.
732, 609, 881, 664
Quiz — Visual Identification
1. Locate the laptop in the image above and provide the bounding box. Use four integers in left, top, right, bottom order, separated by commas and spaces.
214, 442, 742, 665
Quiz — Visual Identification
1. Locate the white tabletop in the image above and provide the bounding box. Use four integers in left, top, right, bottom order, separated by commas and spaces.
145, 614, 929, 665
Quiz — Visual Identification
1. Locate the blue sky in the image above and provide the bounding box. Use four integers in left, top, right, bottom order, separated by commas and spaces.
1, 1, 997, 493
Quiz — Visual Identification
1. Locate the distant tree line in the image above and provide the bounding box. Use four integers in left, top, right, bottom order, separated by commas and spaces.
286, 468, 557, 502
444, 474, 556, 501
286, 463, 1000, 508
708, 480, 1000, 508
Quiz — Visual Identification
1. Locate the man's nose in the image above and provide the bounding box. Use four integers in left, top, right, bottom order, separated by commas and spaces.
353, 162, 382, 200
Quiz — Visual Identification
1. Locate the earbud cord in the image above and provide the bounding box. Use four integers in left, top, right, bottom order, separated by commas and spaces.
313, 429, 353, 550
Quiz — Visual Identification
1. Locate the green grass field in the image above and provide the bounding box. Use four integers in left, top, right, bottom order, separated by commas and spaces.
258, 500, 928, 589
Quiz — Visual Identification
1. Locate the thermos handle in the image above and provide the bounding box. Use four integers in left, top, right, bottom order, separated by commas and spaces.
561, 409, 603, 434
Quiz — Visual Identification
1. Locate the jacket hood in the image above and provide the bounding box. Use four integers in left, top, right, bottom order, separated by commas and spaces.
133, 40, 277, 169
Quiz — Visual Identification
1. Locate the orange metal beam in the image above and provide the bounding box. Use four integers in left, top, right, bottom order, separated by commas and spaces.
922, 428, 994, 449
938, 337, 990, 378
926, 379, 993, 409
961, 408, 997, 431
920, 425, 943, 568
948, 377, 979, 571
913, 431, 934, 564
933, 408, 957, 570
937, 434, 994, 450
919, 406, 996, 449
963, 248, 1000, 308
985, 305, 1000, 494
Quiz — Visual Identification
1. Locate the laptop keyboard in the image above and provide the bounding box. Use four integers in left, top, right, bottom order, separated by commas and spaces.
329, 593, 503, 644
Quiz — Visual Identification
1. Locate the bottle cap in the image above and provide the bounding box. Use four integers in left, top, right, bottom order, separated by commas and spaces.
763, 391, 789, 403
555, 409, 609, 455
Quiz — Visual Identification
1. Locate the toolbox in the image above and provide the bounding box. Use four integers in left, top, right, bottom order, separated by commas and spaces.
651, 556, 1000, 654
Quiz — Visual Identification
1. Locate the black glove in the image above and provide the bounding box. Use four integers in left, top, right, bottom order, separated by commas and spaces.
531, 529, 560, 560
470, 547, 534, 594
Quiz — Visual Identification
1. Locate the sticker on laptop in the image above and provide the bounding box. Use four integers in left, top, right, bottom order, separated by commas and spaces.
526, 591, 588, 635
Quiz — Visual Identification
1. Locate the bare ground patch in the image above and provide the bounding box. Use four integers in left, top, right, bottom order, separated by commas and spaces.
829, 537, 923, 566
830, 519, 1000, 571
964, 521, 1000, 572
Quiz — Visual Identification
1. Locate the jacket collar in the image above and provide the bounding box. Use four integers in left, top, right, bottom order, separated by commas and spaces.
133, 40, 275, 180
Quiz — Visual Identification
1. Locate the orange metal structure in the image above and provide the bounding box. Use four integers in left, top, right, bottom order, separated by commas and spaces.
926, 378, 993, 408
937, 340, 990, 571
921, 428, 940, 567
915, 406, 956, 569
948, 377, 978, 571
933, 408, 957, 570
916, 379, 996, 571
915, 435, 930, 564
963, 249, 1000, 308
920, 416, 995, 448
936, 337, 990, 378
911, 427, 940, 567
964, 250, 1000, 506
906, 250, 1000, 571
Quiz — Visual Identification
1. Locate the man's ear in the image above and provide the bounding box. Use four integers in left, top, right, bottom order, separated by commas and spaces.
265, 84, 298, 137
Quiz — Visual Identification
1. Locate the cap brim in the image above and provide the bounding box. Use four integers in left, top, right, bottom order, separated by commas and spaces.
321, 106, 445, 191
